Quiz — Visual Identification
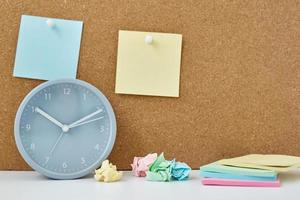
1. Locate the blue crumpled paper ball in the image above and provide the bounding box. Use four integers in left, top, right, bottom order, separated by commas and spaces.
170, 160, 191, 181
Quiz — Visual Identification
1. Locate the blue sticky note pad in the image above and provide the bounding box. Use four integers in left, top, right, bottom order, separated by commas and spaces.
199, 171, 277, 181
13, 15, 83, 80
200, 163, 277, 178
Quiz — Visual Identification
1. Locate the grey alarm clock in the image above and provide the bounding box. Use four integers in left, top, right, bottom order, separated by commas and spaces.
14, 79, 117, 179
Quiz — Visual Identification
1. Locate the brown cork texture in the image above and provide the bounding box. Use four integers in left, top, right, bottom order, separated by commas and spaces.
0, 0, 299, 170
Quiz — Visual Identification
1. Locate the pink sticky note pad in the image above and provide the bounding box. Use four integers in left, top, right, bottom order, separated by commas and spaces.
202, 178, 280, 187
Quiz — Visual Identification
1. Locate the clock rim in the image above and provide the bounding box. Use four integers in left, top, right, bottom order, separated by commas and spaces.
14, 78, 117, 179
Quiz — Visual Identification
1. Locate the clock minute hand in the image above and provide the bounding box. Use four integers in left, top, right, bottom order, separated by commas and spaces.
69, 109, 103, 128
35, 107, 64, 128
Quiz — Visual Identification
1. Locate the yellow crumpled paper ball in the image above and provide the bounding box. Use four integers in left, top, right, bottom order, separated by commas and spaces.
94, 160, 122, 182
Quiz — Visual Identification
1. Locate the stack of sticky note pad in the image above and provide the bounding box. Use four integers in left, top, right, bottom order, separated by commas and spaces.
200, 154, 300, 187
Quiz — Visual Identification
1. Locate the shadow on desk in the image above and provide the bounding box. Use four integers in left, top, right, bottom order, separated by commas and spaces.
279, 170, 300, 184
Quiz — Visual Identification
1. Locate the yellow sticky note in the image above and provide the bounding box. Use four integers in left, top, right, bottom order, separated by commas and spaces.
115, 30, 182, 97
222, 154, 300, 167
218, 154, 300, 172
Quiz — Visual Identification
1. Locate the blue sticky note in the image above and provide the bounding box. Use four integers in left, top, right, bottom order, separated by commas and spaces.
200, 163, 277, 178
13, 15, 83, 80
199, 171, 277, 181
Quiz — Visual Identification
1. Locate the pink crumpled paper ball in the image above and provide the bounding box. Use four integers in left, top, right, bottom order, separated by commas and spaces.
131, 153, 157, 177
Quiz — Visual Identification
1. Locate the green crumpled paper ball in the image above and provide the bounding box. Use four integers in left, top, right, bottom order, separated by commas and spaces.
146, 153, 172, 182
146, 153, 191, 182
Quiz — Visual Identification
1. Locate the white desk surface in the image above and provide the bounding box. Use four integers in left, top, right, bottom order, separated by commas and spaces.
1, 170, 300, 200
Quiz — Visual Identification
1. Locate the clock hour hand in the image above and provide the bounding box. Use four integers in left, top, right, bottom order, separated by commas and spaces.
35, 107, 64, 129
69, 109, 103, 129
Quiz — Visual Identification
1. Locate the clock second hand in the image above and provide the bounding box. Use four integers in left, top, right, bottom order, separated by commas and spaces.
70, 116, 104, 129
68, 109, 103, 128
48, 117, 104, 156
47, 109, 104, 155
49, 117, 104, 155
49, 131, 64, 155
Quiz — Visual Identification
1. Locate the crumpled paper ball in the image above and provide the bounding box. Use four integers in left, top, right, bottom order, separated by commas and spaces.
145, 153, 191, 182
146, 153, 172, 181
170, 161, 191, 180
94, 160, 122, 182
131, 153, 157, 177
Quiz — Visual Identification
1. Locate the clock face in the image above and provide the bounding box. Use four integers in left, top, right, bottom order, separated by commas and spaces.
14, 79, 116, 179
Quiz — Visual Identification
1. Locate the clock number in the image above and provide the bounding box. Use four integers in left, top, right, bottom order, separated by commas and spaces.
26, 124, 31, 131
45, 156, 50, 164
63, 88, 71, 95
94, 144, 100, 151
45, 93, 51, 101
100, 125, 104, 133
62, 162, 68, 169
81, 157, 86, 164
30, 143, 35, 150
83, 93, 87, 101
31, 106, 35, 113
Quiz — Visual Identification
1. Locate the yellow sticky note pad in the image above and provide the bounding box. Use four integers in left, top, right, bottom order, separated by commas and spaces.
115, 30, 182, 97
218, 154, 300, 172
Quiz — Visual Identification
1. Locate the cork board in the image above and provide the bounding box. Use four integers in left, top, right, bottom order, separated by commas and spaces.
0, 0, 299, 170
